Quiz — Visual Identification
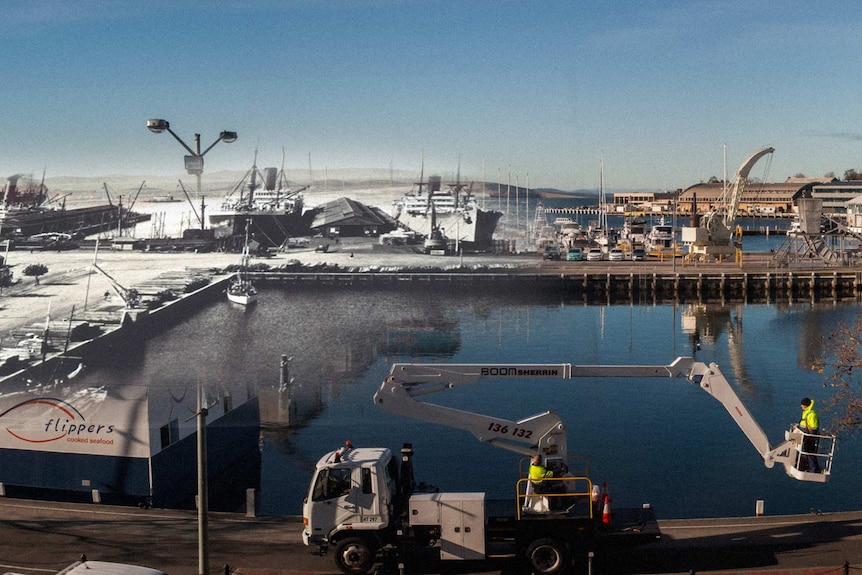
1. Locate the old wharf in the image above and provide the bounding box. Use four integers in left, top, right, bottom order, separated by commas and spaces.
246, 259, 862, 305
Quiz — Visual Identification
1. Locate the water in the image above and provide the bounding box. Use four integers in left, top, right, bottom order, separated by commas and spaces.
76, 286, 862, 520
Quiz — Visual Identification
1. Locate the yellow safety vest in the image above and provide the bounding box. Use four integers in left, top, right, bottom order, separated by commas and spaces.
530, 464, 553, 483
800, 402, 819, 432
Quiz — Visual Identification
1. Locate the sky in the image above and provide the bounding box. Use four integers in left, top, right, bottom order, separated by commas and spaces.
2, 0, 862, 192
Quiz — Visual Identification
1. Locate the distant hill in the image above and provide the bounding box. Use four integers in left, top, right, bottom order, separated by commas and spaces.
11, 170, 656, 207
535, 188, 597, 199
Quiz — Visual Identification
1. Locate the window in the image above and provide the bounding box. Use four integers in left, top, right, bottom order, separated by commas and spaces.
311, 468, 353, 501
361, 468, 373, 494
159, 419, 179, 449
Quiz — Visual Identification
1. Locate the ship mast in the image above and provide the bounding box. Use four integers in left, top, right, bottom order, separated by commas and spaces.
247, 148, 259, 209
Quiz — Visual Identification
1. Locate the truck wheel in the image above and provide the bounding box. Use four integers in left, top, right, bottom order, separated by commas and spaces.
525, 538, 569, 575
333, 536, 377, 575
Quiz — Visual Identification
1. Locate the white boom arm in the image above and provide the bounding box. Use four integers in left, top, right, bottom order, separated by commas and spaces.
373, 357, 834, 483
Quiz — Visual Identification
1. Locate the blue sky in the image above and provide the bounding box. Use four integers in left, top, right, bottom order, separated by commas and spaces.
2, 1, 861, 191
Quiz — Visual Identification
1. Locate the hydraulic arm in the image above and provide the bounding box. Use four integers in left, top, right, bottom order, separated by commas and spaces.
373, 357, 835, 483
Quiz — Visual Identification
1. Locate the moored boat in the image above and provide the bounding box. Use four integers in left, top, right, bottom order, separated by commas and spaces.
227, 234, 258, 305
645, 217, 675, 253
207, 153, 314, 250
227, 276, 258, 305
1, 174, 150, 240
392, 175, 502, 250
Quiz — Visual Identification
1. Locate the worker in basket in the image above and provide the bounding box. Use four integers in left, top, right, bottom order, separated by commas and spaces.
794, 397, 821, 473
529, 454, 566, 496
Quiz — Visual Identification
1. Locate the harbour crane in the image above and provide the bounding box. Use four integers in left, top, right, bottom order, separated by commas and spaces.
684, 146, 774, 260
91, 243, 141, 308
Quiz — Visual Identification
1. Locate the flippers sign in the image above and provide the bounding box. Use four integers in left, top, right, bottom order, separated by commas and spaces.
0, 387, 150, 458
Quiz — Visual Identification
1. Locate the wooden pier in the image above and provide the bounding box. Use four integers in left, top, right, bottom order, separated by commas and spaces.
250, 267, 862, 304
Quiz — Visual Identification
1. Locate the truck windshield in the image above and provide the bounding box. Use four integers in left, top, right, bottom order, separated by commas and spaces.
312, 468, 352, 501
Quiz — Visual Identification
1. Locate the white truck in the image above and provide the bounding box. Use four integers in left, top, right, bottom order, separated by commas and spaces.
302, 357, 836, 575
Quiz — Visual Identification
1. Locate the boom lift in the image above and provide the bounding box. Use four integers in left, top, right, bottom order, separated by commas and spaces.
302, 357, 834, 575
374, 357, 834, 482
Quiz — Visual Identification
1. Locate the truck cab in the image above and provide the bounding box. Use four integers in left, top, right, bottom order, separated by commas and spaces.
302, 444, 397, 550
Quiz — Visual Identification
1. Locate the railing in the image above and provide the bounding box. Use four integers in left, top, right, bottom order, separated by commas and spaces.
517, 475, 595, 519
786, 430, 836, 482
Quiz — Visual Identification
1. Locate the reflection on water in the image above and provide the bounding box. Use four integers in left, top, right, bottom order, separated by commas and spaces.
63, 286, 862, 519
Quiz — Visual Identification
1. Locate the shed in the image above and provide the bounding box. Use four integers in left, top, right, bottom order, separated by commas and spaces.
309, 197, 396, 238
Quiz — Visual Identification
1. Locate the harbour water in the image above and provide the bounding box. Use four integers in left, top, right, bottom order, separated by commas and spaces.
75, 283, 862, 521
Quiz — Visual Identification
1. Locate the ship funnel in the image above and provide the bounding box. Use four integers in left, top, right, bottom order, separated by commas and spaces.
429, 175, 442, 193
264, 168, 278, 191
3, 174, 23, 203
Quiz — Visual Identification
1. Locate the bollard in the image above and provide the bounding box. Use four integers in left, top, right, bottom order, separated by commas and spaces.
755, 499, 764, 516
92, 489, 101, 504
246, 488, 256, 517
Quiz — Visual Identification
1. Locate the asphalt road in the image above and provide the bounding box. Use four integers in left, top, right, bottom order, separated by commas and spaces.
1, 498, 861, 575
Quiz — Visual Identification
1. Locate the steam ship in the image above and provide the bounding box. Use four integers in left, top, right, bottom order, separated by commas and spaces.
392, 175, 502, 250
1, 174, 149, 242
207, 156, 315, 250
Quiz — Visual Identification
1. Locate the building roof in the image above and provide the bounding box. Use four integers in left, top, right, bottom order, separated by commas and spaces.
784, 176, 837, 185
310, 197, 396, 229
679, 181, 802, 201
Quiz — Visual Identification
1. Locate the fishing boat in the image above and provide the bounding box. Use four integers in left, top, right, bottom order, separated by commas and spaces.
227, 231, 258, 305
207, 152, 314, 250
227, 260, 257, 305
392, 172, 502, 251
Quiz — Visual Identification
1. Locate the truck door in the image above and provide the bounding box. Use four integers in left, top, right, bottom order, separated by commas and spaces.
308, 467, 357, 539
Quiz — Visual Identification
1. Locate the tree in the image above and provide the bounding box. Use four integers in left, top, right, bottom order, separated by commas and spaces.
811, 316, 862, 435
844, 169, 861, 181
23, 263, 48, 285
793, 172, 806, 178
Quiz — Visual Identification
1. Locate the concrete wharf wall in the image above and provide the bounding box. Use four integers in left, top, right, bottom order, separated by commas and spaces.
250, 269, 862, 304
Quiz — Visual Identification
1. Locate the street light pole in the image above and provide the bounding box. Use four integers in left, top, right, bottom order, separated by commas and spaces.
196, 383, 209, 575
146, 119, 237, 229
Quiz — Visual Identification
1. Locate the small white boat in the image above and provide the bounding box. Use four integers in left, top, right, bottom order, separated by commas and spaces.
227, 232, 258, 305
227, 276, 258, 305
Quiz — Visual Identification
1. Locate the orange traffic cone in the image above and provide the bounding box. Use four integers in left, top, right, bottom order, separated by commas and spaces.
602, 493, 612, 525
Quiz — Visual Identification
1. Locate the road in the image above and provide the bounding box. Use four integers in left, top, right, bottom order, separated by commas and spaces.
0, 499, 860, 575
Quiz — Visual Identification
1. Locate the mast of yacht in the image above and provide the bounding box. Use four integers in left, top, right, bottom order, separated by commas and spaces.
525, 172, 530, 240
600, 154, 608, 243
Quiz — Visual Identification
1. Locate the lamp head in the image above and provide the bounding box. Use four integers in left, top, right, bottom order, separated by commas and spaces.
147, 119, 169, 134
220, 131, 238, 143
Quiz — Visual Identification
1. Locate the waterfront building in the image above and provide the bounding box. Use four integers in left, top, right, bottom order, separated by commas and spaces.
309, 197, 396, 238
612, 190, 680, 214
678, 178, 830, 216
808, 180, 862, 214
